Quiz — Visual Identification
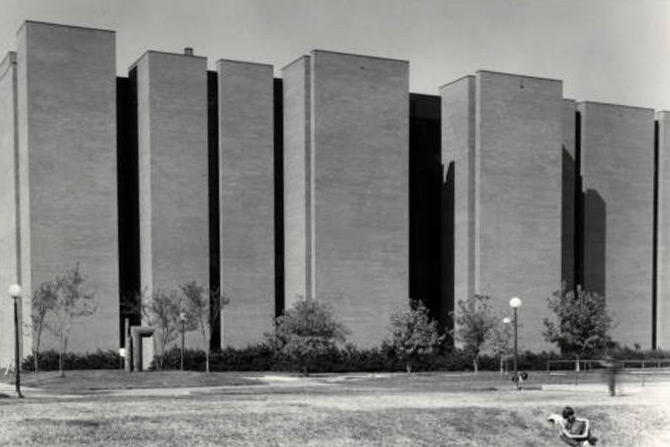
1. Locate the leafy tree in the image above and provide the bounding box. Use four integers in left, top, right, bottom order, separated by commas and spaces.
451, 294, 497, 373
486, 315, 513, 374
44, 264, 97, 377
543, 284, 614, 368
268, 298, 348, 375
388, 301, 444, 373
142, 289, 182, 369
179, 281, 229, 373
30, 279, 59, 372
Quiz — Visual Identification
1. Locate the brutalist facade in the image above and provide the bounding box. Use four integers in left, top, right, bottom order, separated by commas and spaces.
0, 21, 667, 366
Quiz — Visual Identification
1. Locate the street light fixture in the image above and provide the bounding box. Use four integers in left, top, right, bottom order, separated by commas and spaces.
8, 284, 24, 398
509, 296, 522, 391
179, 312, 186, 371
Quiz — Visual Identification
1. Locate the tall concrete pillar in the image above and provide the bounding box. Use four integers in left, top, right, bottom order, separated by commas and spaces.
283, 51, 409, 347
133, 51, 209, 300
217, 60, 275, 347
440, 76, 476, 315
0, 52, 20, 367
442, 71, 563, 352
655, 111, 670, 350
579, 102, 654, 348
15, 22, 119, 355
283, 55, 312, 305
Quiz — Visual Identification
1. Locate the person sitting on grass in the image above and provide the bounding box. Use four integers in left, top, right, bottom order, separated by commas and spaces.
547, 406, 598, 446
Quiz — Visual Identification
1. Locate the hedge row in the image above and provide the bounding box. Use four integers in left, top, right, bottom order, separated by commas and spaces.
146, 347, 617, 372
22, 349, 122, 371
150, 345, 670, 373
22, 346, 670, 373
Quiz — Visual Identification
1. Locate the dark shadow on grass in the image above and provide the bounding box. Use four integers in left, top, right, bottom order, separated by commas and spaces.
21, 418, 105, 428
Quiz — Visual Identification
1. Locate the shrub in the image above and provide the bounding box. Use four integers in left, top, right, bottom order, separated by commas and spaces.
388, 301, 445, 373
267, 298, 349, 374
152, 344, 277, 372
212, 345, 276, 371
28, 345, 670, 374
151, 346, 207, 371
22, 349, 121, 372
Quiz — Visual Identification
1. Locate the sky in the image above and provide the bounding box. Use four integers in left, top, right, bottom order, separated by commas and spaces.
0, 0, 669, 110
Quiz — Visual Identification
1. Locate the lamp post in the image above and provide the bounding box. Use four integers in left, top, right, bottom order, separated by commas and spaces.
502, 316, 512, 374
509, 296, 522, 391
179, 312, 186, 371
8, 284, 24, 398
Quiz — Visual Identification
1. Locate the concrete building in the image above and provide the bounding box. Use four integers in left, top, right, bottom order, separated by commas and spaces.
217, 60, 275, 347
0, 52, 20, 367
442, 71, 564, 352
0, 20, 668, 364
440, 76, 475, 314
132, 51, 209, 297
657, 111, 670, 350
1, 22, 120, 364
283, 51, 409, 347
579, 102, 655, 348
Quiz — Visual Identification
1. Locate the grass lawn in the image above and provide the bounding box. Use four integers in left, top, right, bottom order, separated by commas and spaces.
5, 370, 262, 393
0, 371, 668, 446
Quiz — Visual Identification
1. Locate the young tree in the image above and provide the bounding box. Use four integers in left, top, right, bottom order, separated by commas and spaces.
179, 281, 229, 372
388, 301, 444, 373
142, 289, 182, 369
451, 294, 497, 373
30, 279, 59, 372
543, 284, 614, 369
268, 298, 348, 375
486, 315, 513, 374
44, 264, 97, 377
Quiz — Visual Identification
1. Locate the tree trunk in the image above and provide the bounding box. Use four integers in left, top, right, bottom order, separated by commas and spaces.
34, 329, 42, 372
473, 356, 479, 374
406, 363, 412, 374
60, 325, 71, 377
202, 324, 209, 373
575, 355, 580, 372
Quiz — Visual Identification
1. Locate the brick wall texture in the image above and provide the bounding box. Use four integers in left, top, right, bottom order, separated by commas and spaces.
658, 111, 670, 350
135, 52, 209, 297
443, 72, 563, 352
0, 20, 668, 356
440, 76, 476, 314
283, 51, 409, 347
478, 72, 563, 352
16, 22, 119, 354
0, 52, 20, 366
282, 56, 311, 307
579, 102, 654, 348
218, 60, 275, 348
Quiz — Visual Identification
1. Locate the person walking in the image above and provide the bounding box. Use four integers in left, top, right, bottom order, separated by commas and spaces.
602, 357, 622, 396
